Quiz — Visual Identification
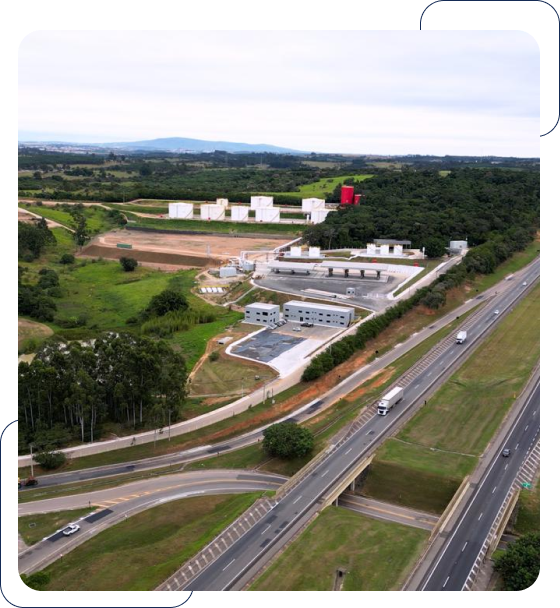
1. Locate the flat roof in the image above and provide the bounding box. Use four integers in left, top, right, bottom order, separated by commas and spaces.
320, 261, 389, 271
284, 300, 355, 313
372, 239, 411, 245
245, 302, 280, 311
268, 261, 317, 270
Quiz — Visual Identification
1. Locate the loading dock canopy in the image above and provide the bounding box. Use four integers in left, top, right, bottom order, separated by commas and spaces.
268, 261, 317, 273
319, 261, 389, 272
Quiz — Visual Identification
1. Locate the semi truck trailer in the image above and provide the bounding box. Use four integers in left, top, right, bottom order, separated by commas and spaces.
456, 330, 468, 344
377, 386, 404, 416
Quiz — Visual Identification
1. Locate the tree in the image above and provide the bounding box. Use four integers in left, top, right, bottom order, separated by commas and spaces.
59, 253, 75, 265
119, 256, 138, 272
262, 422, 314, 459
21, 572, 50, 590
18, 221, 54, 261
34, 449, 67, 470
494, 533, 539, 590
145, 289, 188, 317
424, 237, 447, 258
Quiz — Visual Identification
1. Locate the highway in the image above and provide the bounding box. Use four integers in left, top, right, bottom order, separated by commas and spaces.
18, 470, 286, 575
419, 381, 540, 591
19, 258, 539, 492
174, 261, 540, 590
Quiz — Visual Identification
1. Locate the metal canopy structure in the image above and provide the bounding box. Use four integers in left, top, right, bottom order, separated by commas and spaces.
268, 261, 317, 275
319, 260, 388, 279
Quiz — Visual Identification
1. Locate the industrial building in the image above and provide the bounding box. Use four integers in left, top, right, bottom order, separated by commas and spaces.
310, 209, 330, 224
200, 204, 226, 221
302, 198, 325, 212
231, 206, 250, 222
250, 196, 274, 209
219, 266, 237, 278
283, 301, 355, 327
256, 207, 280, 223
169, 202, 194, 219
366, 239, 411, 256
244, 303, 280, 326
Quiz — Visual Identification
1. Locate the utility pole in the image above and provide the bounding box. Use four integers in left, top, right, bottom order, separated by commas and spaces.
154, 428, 157, 451
168, 410, 171, 442
29, 444, 34, 478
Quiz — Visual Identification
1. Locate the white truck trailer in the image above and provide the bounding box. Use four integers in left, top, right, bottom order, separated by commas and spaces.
377, 386, 404, 416
456, 330, 468, 344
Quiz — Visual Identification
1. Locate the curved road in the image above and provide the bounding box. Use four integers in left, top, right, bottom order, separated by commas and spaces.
19, 257, 539, 492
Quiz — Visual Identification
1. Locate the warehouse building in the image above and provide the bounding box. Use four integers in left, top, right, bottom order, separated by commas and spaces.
283, 301, 355, 327
244, 303, 280, 326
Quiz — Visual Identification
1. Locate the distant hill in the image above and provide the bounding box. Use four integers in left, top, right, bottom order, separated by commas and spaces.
99, 137, 305, 154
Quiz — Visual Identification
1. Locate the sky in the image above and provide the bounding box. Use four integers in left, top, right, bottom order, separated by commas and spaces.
18, 31, 540, 157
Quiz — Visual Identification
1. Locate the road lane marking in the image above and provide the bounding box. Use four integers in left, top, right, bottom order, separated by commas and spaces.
525, 425, 529, 431
462, 542, 468, 552
222, 559, 235, 571
443, 576, 450, 588
515, 444, 519, 450
320, 470, 330, 478
492, 487, 497, 494
261, 525, 271, 535
505, 464, 509, 470
344, 448, 353, 455
478, 512, 483, 521
293, 495, 302, 505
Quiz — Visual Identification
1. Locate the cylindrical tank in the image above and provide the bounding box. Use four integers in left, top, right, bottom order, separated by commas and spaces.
200, 204, 226, 220
341, 185, 354, 205
353, 194, 362, 205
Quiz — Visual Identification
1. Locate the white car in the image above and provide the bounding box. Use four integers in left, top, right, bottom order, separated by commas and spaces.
494, 309, 500, 315
62, 524, 80, 536
522, 281, 527, 286
292, 326, 302, 332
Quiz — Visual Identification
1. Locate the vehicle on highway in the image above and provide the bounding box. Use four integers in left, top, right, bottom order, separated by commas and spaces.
18, 476, 38, 489
456, 330, 468, 344
292, 326, 302, 332
494, 309, 500, 315
502, 448, 511, 457
377, 386, 404, 416
522, 281, 527, 286
62, 524, 80, 536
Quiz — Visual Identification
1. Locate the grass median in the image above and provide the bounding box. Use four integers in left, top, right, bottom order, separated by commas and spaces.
19, 508, 93, 546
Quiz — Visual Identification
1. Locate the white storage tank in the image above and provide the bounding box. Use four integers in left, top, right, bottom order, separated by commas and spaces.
302, 198, 325, 212
310, 209, 330, 224
216, 198, 229, 207
309, 246, 321, 258
231, 206, 250, 222
255, 207, 280, 223
169, 202, 194, 219
250, 196, 274, 209
290, 246, 302, 257
201, 204, 226, 221
449, 240, 468, 252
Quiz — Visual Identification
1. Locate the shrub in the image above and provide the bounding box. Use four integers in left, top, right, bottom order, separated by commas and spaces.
262, 422, 314, 459
34, 450, 67, 470
59, 253, 75, 265
209, 351, 220, 362
119, 256, 138, 272
21, 572, 50, 590
144, 289, 189, 317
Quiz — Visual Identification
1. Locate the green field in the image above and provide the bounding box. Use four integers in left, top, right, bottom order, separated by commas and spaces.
358, 439, 476, 514
250, 506, 428, 590
514, 478, 540, 535
264, 174, 374, 198
125, 214, 302, 235
19, 204, 115, 234
19, 508, 93, 546
398, 284, 540, 456
38, 494, 260, 591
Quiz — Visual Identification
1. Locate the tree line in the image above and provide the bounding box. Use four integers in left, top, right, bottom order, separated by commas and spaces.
18, 332, 187, 452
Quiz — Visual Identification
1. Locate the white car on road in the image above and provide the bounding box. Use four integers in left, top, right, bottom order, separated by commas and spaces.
62, 524, 80, 536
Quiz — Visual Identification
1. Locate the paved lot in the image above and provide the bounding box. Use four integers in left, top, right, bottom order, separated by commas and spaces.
232, 331, 305, 363
256, 270, 408, 312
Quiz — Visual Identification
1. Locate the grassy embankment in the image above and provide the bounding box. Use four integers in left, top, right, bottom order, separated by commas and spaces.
35, 494, 261, 591
263, 174, 374, 198
513, 477, 540, 535
18, 204, 115, 234
250, 506, 427, 591
359, 283, 540, 514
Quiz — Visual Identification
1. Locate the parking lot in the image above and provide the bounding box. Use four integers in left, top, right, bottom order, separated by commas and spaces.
229, 321, 342, 376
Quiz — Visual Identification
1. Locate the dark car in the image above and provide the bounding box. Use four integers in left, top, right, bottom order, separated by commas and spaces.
502, 448, 511, 457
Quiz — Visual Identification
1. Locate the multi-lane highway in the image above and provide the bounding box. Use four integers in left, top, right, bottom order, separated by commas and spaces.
419, 380, 540, 591
172, 261, 540, 591
19, 258, 539, 492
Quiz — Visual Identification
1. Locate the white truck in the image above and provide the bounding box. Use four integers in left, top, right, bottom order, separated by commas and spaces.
456, 330, 468, 344
377, 386, 404, 416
